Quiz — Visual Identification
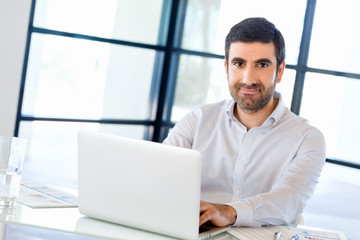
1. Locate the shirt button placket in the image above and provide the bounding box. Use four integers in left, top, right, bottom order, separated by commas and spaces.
232, 156, 244, 201
232, 127, 246, 201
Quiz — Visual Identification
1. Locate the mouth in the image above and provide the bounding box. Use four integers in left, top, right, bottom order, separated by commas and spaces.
240, 88, 259, 95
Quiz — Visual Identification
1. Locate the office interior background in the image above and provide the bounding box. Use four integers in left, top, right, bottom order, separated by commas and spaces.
0, 0, 359, 239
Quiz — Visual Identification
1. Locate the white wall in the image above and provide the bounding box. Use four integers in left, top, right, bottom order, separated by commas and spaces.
0, 0, 31, 136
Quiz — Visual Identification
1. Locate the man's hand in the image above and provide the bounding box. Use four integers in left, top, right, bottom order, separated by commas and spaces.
199, 200, 237, 227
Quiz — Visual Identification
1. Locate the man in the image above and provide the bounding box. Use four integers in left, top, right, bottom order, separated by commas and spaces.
163, 18, 326, 228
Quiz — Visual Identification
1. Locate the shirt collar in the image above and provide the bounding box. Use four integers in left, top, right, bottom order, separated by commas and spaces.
225, 92, 286, 128
225, 100, 239, 124
265, 92, 285, 127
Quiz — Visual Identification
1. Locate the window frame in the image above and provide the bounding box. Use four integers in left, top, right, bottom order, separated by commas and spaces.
15, 0, 360, 169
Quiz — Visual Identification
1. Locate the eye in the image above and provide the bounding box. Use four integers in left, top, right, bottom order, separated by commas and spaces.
258, 62, 269, 68
234, 62, 243, 67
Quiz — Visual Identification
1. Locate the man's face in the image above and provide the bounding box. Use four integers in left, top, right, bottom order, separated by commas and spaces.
225, 41, 285, 113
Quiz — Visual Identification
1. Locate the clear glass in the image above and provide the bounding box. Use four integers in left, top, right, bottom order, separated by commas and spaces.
33, 0, 165, 45
181, 0, 307, 65
22, 33, 159, 120
171, 55, 230, 122
18, 121, 148, 189
171, 55, 295, 122
0, 137, 27, 207
308, 0, 360, 74
300, 73, 360, 164
276, 68, 296, 109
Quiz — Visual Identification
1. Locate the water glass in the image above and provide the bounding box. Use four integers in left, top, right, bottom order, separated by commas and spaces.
0, 137, 27, 207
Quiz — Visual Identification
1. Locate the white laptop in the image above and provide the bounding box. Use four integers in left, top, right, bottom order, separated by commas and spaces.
77, 130, 230, 240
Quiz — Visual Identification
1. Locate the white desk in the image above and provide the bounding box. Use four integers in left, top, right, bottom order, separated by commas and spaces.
0, 203, 235, 240
0, 203, 347, 240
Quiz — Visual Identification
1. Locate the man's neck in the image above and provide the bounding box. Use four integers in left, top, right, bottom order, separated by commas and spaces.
234, 95, 279, 130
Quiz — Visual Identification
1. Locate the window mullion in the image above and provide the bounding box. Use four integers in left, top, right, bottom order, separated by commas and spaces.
14, 0, 37, 137
291, 0, 317, 115
152, 0, 188, 142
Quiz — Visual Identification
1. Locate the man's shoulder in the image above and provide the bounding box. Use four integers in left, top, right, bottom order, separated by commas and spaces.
281, 108, 324, 137
195, 99, 233, 113
182, 99, 233, 124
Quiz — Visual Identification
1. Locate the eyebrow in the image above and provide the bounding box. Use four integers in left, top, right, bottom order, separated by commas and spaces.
255, 58, 273, 65
230, 57, 245, 64
230, 57, 273, 65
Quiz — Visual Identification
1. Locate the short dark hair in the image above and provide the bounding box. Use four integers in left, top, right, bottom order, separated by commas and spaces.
225, 17, 285, 69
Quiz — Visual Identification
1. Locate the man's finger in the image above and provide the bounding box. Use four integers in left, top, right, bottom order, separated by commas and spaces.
199, 201, 237, 227
199, 201, 210, 213
199, 210, 212, 226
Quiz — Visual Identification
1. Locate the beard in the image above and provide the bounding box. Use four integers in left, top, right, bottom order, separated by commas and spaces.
229, 81, 276, 113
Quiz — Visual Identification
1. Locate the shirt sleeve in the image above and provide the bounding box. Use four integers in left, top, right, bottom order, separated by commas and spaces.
228, 127, 326, 227
162, 109, 199, 148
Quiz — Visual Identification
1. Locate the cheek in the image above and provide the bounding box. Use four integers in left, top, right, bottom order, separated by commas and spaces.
227, 73, 238, 88
227, 69, 240, 83
263, 71, 278, 85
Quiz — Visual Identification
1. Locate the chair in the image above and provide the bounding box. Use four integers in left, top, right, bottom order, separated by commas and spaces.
293, 214, 304, 225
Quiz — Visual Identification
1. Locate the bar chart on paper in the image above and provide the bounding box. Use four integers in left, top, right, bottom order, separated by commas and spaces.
18, 182, 78, 208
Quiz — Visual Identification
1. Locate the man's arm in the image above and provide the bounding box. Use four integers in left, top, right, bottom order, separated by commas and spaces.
200, 127, 326, 228
163, 109, 198, 148
164, 105, 326, 227
199, 201, 237, 227
228, 127, 326, 227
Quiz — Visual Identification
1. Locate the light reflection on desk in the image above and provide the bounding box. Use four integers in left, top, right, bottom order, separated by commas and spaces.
0, 203, 235, 240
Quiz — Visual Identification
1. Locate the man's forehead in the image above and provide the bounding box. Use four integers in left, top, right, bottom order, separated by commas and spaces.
228, 41, 276, 60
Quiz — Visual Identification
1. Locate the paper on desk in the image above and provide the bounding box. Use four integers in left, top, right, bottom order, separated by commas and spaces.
18, 181, 78, 208
228, 225, 347, 240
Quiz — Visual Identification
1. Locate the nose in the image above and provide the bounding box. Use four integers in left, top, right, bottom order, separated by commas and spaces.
242, 66, 257, 86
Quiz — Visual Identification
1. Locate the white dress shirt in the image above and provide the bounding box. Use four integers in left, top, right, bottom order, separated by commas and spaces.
163, 95, 326, 227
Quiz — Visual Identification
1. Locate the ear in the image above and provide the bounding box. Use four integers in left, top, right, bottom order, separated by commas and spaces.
224, 59, 229, 80
276, 61, 286, 83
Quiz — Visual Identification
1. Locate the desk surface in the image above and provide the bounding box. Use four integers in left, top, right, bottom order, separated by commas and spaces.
0, 203, 235, 240
0, 203, 347, 240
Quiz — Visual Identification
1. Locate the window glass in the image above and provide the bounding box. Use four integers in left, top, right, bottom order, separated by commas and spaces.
300, 73, 360, 164
181, 0, 307, 65
308, 0, 360, 74
22, 33, 159, 120
171, 55, 230, 122
276, 69, 296, 109
33, 0, 165, 45
19, 121, 147, 189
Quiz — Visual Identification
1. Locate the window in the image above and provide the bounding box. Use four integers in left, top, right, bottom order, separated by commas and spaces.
301, 74, 360, 164
17, 0, 167, 187
23, 34, 158, 120
16, 0, 360, 189
302, 0, 360, 166
170, 0, 306, 122
181, 0, 306, 64
307, 0, 360, 74
33, 0, 165, 45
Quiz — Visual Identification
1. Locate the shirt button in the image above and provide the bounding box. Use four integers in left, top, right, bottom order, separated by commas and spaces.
236, 190, 240, 195
238, 159, 243, 164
